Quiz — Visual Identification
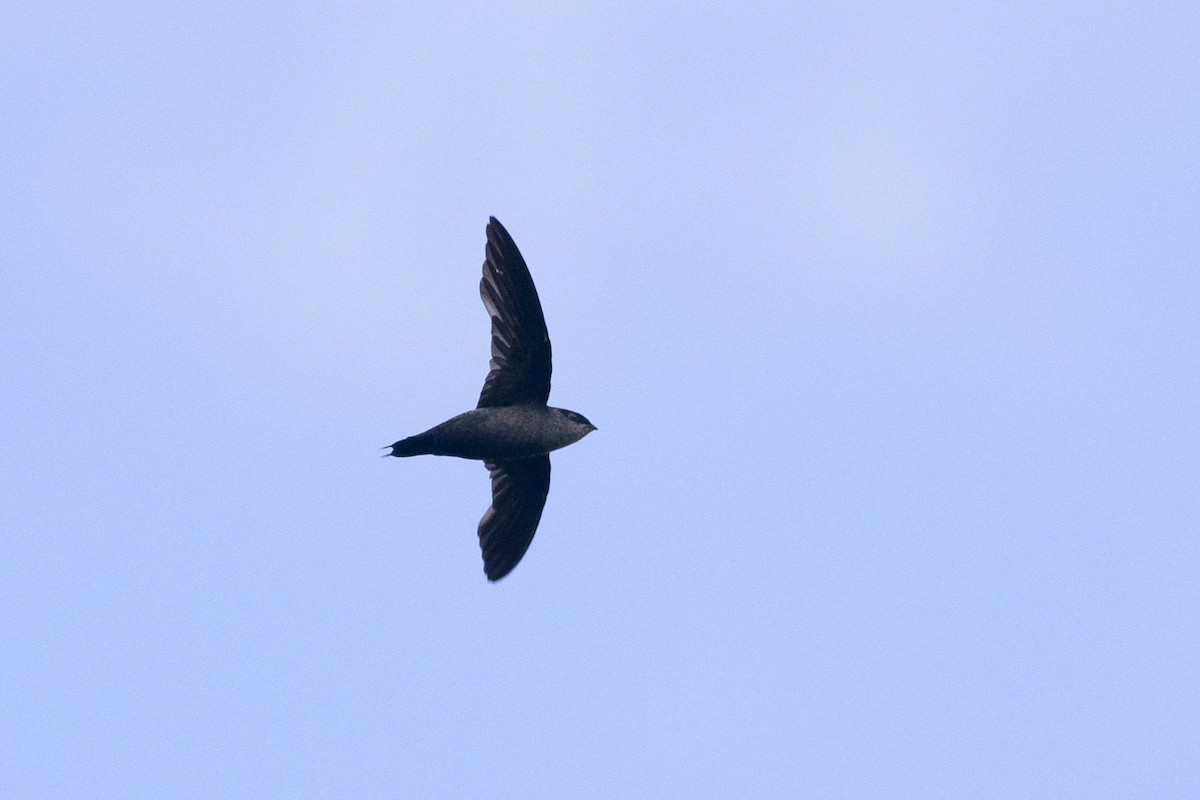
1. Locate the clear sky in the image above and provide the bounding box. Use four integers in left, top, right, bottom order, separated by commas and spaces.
3, 1, 1198, 797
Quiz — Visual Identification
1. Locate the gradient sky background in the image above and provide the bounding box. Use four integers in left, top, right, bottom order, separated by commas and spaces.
4, 1, 1198, 797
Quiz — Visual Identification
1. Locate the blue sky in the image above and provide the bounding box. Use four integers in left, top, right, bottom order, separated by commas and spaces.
3, 1, 1198, 796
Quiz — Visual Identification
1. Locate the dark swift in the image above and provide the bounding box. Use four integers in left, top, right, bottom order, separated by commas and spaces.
386, 217, 596, 581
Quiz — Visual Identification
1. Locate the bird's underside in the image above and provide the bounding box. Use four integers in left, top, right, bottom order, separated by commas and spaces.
387, 217, 593, 582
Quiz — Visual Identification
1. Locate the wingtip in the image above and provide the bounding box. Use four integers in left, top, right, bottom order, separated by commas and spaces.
487, 216, 511, 240
484, 564, 511, 582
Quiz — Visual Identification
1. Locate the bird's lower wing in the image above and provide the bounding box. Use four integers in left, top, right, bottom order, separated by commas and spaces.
478, 456, 552, 581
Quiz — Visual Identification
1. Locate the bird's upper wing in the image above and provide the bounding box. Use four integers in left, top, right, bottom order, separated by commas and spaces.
478, 455, 551, 581
477, 217, 552, 408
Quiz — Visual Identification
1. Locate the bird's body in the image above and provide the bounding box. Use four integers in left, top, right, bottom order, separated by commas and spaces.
388, 405, 593, 461
385, 217, 595, 581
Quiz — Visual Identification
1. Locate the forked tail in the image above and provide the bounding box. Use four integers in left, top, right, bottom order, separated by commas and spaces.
384, 436, 427, 458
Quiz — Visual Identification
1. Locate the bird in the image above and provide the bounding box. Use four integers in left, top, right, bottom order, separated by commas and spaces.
385, 217, 596, 581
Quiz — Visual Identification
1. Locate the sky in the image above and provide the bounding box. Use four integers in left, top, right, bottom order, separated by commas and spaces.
3, 1, 1199, 797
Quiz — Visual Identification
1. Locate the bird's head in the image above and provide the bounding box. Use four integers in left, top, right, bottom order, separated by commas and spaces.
557, 409, 598, 440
